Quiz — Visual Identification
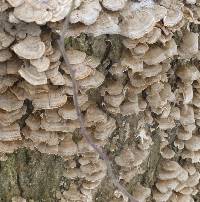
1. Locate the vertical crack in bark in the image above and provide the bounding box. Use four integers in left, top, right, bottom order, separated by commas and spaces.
17, 173, 23, 197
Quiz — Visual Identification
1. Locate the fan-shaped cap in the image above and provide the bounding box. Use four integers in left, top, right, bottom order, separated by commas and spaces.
30, 56, 50, 72
70, 0, 102, 25
132, 184, 151, 202
85, 106, 107, 124
58, 103, 77, 120
13, 2, 52, 24
144, 47, 166, 65
32, 91, 67, 110
66, 49, 86, 65
12, 36, 45, 59
6, 0, 24, 7
18, 64, 47, 86
102, 0, 127, 11
58, 135, 77, 156
185, 135, 200, 152
0, 31, 15, 50
0, 91, 24, 112
88, 12, 120, 36
179, 31, 199, 58
120, 10, 155, 39
0, 105, 26, 126
23, 128, 59, 146
176, 65, 200, 82
163, 9, 183, 27
78, 71, 105, 91
0, 123, 21, 141
0, 49, 12, 62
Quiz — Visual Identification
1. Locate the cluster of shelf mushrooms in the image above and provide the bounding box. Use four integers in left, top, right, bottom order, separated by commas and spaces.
1, 0, 200, 201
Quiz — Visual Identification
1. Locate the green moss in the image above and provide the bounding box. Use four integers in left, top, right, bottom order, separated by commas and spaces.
0, 149, 66, 202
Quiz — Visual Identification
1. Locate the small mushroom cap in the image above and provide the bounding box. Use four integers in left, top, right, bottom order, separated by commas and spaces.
101, 81, 124, 96
32, 89, 68, 110
25, 114, 41, 131
156, 117, 175, 130
120, 101, 140, 116
142, 64, 162, 77
6, 0, 24, 7
0, 1, 10, 12
0, 75, 18, 94
58, 103, 77, 120
94, 117, 116, 140
102, 0, 127, 11
41, 117, 79, 133
70, 0, 101, 25
85, 106, 107, 124
156, 179, 179, 194
12, 36, 45, 59
176, 65, 200, 82
71, 63, 94, 80
121, 51, 143, 73
185, 135, 200, 152
78, 71, 105, 91
51, 0, 79, 23
44, 109, 61, 123
104, 93, 125, 107
162, 160, 181, 171
13, 2, 52, 24
62, 184, 87, 201
23, 128, 59, 146
30, 56, 50, 72
177, 128, 192, 141
18, 65, 47, 86
134, 43, 149, 55
0, 91, 24, 112
153, 189, 172, 202
0, 105, 26, 126
132, 184, 151, 202
88, 12, 120, 36
120, 10, 155, 39
0, 31, 15, 50
144, 47, 166, 65
146, 27, 161, 44
180, 105, 195, 125
66, 49, 86, 65
163, 9, 183, 27
0, 49, 12, 62
148, 5, 167, 22
0, 123, 21, 141
58, 135, 77, 156
179, 31, 199, 57
45, 66, 65, 86
80, 159, 106, 175
85, 55, 100, 69
82, 180, 101, 190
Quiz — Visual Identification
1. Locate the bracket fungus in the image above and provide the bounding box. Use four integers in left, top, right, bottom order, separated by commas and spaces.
1, 0, 200, 201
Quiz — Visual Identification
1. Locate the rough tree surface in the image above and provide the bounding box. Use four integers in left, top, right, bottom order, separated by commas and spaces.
1, 0, 200, 202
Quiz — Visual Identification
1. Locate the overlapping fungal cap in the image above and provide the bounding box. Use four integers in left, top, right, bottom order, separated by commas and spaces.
115, 139, 152, 182
153, 160, 200, 202
70, 0, 102, 25
57, 183, 87, 201
101, 0, 127, 11
1, 0, 200, 201
12, 36, 45, 59
9, 0, 80, 24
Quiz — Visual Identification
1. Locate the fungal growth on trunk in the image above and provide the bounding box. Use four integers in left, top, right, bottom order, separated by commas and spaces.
1, 0, 200, 201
